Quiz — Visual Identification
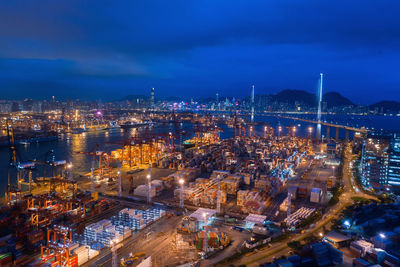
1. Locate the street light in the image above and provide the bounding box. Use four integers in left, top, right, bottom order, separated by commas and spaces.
179, 178, 185, 209
111, 240, 117, 267
67, 163, 73, 180
332, 166, 335, 177
202, 212, 208, 253
278, 126, 282, 138
147, 172, 152, 204
379, 233, 386, 239
118, 163, 122, 197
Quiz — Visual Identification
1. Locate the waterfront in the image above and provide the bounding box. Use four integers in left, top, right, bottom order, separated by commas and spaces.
2, 114, 400, 195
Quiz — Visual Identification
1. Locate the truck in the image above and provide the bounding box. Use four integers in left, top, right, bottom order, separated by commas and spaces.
253, 224, 269, 236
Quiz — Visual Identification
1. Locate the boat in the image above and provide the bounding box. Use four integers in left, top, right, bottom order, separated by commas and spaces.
183, 139, 196, 149
120, 121, 152, 130
109, 121, 119, 128
71, 128, 87, 134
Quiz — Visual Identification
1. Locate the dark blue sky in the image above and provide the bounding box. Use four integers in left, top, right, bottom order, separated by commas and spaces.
0, 1, 399, 104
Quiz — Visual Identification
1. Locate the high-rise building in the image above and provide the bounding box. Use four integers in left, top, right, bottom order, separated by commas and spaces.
388, 134, 400, 191
361, 132, 400, 193
150, 88, 155, 107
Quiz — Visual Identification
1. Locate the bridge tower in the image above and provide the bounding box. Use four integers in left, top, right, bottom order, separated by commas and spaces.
316, 73, 323, 141
251, 85, 255, 123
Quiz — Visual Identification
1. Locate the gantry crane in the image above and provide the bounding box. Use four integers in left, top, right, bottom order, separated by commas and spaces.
41, 226, 73, 266
76, 144, 104, 192
5, 119, 35, 205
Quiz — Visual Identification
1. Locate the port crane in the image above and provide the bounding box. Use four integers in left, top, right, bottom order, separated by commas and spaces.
5, 119, 35, 205
75, 144, 105, 192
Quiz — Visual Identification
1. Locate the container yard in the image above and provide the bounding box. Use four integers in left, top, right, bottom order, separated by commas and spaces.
0, 112, 347, 267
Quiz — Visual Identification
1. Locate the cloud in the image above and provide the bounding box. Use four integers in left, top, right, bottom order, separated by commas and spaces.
0, 0, 399, 102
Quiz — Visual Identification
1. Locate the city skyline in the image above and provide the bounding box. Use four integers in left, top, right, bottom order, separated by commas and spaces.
1, 1, 400, 103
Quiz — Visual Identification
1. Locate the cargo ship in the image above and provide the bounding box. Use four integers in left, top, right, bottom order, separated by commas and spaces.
120, 121, 152, 130
0, 133, 58, 147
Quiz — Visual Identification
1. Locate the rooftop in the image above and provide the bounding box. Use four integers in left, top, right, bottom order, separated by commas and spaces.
324, 231, 351, 243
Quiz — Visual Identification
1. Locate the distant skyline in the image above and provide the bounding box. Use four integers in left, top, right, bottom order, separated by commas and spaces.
1, 1, 400, 104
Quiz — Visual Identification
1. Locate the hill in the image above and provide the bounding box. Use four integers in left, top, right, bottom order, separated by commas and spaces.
323, 92, 354, 107
369, 101, 400, 113
271, 89, 315, 106
269, 89, 353, 108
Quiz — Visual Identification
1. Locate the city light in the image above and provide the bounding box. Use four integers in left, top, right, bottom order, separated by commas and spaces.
1, 2, 398, 266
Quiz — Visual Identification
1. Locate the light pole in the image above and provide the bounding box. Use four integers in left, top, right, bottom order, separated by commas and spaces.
91, 158, 95, 193
308, 127, 313, 140
216, 175, 221, 214
332, 166, 335, 177
111, 240, 117, 267
278, 126, 282, 138
179, 178, 184, 209
169, 132, 173, 152
67, 163, 73, 180
147, 171, 152, 204
118, 164, 122, 197
292, 126, 296, 137
202, 212, 207, 253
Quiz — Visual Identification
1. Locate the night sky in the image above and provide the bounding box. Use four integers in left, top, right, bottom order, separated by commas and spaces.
0, 1, 399, 104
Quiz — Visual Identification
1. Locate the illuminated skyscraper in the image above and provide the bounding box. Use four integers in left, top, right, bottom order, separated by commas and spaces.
361, 132, 400, 193
150, 87, 155, 107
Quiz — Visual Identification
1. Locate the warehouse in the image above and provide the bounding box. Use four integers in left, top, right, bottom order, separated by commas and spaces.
323, 231, 351, 248
189, 208, 217, 231
244, 214, 267, 229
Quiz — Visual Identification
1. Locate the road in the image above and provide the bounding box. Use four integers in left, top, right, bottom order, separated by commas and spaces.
224, 143, 376, 267
201, 225, 250, 267
85, 214, 188, 267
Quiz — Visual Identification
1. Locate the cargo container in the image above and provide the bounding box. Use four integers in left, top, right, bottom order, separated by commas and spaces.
310, 188, 322, 203
297, 186, 307, 198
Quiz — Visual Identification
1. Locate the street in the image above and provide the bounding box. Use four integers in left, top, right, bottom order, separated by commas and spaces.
227, 143, 376, 267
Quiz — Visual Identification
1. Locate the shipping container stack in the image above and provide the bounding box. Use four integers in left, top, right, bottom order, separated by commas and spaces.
83, 219, 125, 247
110, 207, 166, 232
236, 190, 268, 214
310, 188, 322, 203
194, 229, 229, 250
72, 245, 99, 266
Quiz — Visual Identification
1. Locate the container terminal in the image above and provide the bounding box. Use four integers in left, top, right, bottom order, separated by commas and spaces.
0, 111, 388, 267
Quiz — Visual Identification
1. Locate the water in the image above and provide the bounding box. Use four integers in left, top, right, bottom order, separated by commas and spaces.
2, 114, 400, 195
